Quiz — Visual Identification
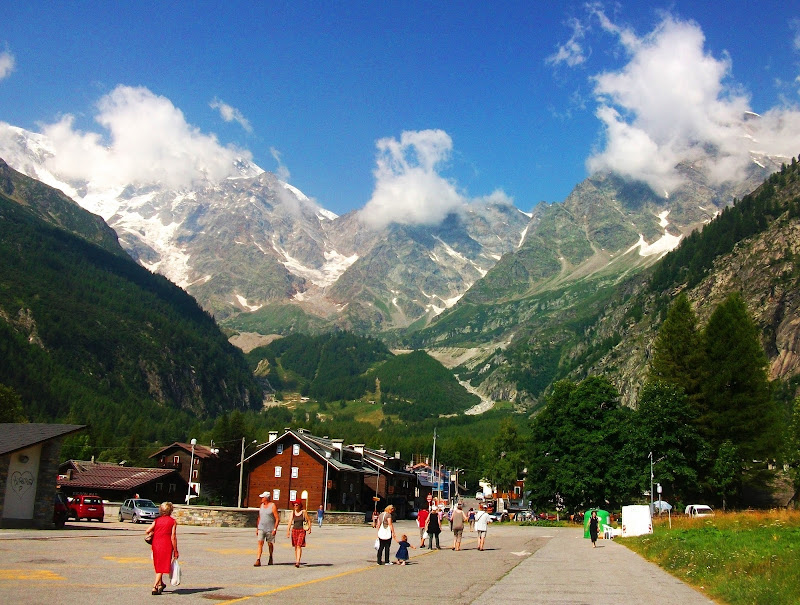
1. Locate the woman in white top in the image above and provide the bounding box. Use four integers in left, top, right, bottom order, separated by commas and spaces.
473, 507, 490, 551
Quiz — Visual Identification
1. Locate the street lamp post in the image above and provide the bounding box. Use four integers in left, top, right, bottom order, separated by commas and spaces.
186, 438, 197, 505
238, 438, 257, 508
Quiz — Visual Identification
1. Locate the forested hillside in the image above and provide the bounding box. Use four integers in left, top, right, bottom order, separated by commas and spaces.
0, 162, 262, 447
246, 332, 478, 418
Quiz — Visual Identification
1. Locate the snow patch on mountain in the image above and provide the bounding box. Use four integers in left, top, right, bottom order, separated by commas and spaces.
625, 210, 682, 258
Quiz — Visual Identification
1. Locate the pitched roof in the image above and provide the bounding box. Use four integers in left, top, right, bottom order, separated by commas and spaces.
246, 430, 365, 473
0, 423, 86, 456
149, 442, 218, 459
58, 464, 181, 491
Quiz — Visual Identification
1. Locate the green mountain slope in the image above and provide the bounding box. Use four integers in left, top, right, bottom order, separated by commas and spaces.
0, 160, 262, 442
409, 157, 795, 410
246, 332, 478, 418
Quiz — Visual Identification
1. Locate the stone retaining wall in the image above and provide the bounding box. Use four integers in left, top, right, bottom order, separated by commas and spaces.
172, 506, 366, 527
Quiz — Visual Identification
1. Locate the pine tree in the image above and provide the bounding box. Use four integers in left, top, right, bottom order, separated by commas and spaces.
700, 293, 780, 462
648, 293, 703, 401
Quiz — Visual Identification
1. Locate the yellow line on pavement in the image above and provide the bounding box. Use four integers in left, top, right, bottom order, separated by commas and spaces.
0, 569, 66, 581
222, 550, 439, 603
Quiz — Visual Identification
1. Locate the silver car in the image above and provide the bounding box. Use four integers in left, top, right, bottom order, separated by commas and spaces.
119, 498, 160, 523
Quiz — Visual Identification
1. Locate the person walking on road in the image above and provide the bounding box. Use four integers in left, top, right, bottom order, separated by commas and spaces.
450, 502, 469, 550
416, 506, 429, 547
424, 505, 441, 549
468, 507, 475, 531
287, 500, 312, 567
317, 504, 324, 528
254, 491, 279, 567
376, 504, 397, 565
474, 506, 489, 551
395, 533, 415, 565
144, 501, 178, 595
589, 510, 600, 548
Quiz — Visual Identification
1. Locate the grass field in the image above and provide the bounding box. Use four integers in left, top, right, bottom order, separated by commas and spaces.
620, 509, 800, 605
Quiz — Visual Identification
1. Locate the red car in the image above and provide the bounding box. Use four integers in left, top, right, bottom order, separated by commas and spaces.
68, 495, 105, 522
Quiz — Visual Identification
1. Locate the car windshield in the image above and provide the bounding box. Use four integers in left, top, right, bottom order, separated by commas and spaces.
134, 499, 157, 508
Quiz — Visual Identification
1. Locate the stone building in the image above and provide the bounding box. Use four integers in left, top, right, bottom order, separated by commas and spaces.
0, 423, 85, 529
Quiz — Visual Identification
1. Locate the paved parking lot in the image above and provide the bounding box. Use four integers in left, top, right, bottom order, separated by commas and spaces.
0, 515, 715, 604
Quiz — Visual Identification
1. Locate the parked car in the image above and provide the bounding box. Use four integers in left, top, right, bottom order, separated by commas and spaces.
53, 492, 69, 528
119, 498, 160, 523
68, 495, 104, 521
685, 504, 714, 517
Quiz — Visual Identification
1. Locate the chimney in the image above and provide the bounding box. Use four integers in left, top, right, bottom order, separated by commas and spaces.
268, 431, 278, 443
394, 451, 401, 460
353, 444, 365, 456
331, 439, 343, 461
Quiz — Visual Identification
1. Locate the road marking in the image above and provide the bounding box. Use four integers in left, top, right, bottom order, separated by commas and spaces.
103, 556, 151, 564
205, 548, 255, 555
0, 569, 65, 581
510, 551, 531, 556
221, 549, 439, 603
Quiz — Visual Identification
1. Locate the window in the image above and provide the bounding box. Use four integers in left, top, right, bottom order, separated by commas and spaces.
272, 489, 280, 501
291, 467, 299, 478
192, 469, 198, 480
276, 444, 284, 454
173, 455, 180, 465
155, 483, 163, 492
275, 466, 282, 478
289, 490, 297, 502
168, 484, 176, 493
292, 444, 300, 456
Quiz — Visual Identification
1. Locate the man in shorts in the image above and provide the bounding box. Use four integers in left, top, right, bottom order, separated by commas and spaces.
255, 491, 280, 566
450, 502, 469, 550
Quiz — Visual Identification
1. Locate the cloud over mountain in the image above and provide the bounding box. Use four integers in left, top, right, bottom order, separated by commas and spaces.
554, 9, 800, 195
357, 129, 466, 229
39, 85, 258, 190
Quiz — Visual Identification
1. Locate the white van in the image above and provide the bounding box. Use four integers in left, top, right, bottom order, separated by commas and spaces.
621, 505, 653, 537
685, 504, 714, 517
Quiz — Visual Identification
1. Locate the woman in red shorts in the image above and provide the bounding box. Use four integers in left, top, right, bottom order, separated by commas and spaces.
286, 500, 312, 567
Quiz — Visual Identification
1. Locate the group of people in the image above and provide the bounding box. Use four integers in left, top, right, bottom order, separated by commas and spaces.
413, 502, 490, 555
143, 494, 492, 594
254, 491, 315, 568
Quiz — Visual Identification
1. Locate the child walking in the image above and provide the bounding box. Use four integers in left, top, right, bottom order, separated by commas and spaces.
395, 534, 415, 565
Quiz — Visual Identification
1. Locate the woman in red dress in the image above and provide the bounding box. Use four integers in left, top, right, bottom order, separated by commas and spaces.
144, 501, 179, 595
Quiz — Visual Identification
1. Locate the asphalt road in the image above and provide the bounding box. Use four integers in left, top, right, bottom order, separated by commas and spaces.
0, 515, 715, 604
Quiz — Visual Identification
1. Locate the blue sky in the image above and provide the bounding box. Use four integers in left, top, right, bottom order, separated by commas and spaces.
2, 1, 800, 222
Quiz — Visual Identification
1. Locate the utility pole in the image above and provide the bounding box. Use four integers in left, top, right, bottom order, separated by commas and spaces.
431, 428, 437, 504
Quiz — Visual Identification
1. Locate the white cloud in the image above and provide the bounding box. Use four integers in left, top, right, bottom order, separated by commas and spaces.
270, 147, 290, 182
357, 129, 466, 229
0, 50, 15, 81
39, 85, 255, 189
546, 18, 589, 68
210, 98, 253, 133
583, 11, 800, 194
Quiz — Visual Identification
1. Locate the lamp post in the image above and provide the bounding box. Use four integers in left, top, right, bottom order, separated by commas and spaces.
323, 451, 331, 513
238, 438, 257, 508
186, 438, 197, 505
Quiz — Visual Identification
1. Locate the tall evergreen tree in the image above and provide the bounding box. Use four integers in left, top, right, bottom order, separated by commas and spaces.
700, 293, 780, 463
648, 292, 702, 400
